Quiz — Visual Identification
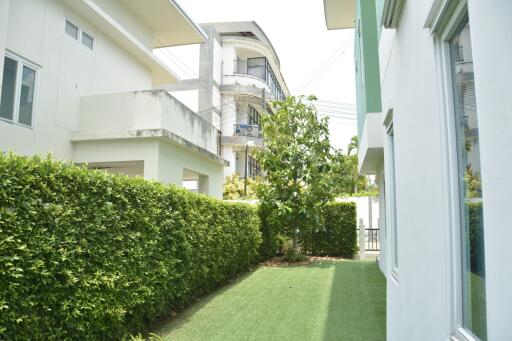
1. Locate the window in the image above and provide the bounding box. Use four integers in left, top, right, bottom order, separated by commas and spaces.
81, 31, 94, 50
248, 155, 261, 178
64, 19, 94, 50
247, 57, 266, 80
386, 124, 399, 276
0, 57, 17, 121
65, 19, 79, 40
449, 16, 487, 341
248, 105, 261, 127
0, 55, 37, 127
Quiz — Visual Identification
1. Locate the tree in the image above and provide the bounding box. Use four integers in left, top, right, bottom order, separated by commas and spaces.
255, 96, 347, 255
346, 135, 367, 194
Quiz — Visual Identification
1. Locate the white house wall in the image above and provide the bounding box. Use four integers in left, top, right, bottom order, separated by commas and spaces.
379, 3, 454, 340
468, 1, 512, 338
1, 0, 152, 159
158, 141, 224, 198
378, 0, 512, 340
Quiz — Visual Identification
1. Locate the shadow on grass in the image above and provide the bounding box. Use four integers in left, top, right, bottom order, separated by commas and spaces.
150, 267, 260, 335
152, 259, 386, 341
321, 261, 386, 341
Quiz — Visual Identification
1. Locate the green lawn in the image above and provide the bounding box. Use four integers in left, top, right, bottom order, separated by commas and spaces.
154, 260, 386, 341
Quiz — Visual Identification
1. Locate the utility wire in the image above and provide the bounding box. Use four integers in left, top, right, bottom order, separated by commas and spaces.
293, 38, 353, 94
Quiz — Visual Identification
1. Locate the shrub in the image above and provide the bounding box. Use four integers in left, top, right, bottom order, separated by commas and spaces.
223, 174, 260, 199
302, 202, 357, 258
0, 153, 261, 340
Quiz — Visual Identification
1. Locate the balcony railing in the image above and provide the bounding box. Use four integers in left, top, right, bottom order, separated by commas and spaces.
233, 124, 260, 138
233, 58, 286, 101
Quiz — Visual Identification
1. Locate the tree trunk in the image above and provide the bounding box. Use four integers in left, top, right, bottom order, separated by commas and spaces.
292, 229, 299, 254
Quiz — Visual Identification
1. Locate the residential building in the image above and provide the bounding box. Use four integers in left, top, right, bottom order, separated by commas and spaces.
164, 21, 290, 179
324, 0, 511, 340
0, 0, 228, 198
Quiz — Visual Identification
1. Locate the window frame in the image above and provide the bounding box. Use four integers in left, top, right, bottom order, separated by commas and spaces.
384, 111, 399, 283
81, 30, 95, 50
0, 51, 39, 128
64, 19, 79, 41
433, 1, 486, 340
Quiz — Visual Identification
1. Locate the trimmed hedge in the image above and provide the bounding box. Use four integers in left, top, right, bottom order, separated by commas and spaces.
468, 201, 485, 275
0, 154, 261, 340
302, 202, 358, 258
259, 202, 357, 259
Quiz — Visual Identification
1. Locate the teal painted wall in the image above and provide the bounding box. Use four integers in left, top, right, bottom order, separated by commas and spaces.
354, 0, 382, 138
375, 0, 385, 39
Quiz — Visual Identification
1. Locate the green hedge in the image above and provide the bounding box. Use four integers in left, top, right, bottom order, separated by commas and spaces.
257, 203, 284, 260
302, 202, 357, 258
0, 154, 261, 340
468, 201, 484, 275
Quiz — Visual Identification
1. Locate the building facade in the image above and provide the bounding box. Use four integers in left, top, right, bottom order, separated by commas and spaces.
165, 21, 290, 180
0, 0, 227, 198
324, 0, 512, 340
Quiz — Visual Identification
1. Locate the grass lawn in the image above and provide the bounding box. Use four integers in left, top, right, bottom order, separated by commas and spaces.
154, 260, 386, 341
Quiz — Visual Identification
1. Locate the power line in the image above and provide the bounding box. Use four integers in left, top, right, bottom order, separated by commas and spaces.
293, 38, 353, 94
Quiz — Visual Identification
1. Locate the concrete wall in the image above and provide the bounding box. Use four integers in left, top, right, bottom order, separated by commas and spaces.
375, 0, 512, 340
0, 0, 152, 159
72, 138, 224, 198
337, 196, 380, 231
78, 90, 218, 155
158, 141, 224, 198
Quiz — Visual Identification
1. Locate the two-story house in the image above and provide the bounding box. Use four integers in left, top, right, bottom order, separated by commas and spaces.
0, 0, 228, 198
324, 0, 511, 340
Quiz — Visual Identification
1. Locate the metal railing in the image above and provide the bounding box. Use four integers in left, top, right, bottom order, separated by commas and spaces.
233, 58, 286, 101
365, 228, 380, 251
233, 124, 260, 138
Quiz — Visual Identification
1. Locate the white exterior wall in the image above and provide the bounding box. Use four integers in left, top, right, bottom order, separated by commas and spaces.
377, 1, 512, 340
380, 4, 451, 339
158, 141, 224, 198
467, 1, 512, 339
0, 0, 225, 197
72, 139, 224, 198
76, 91, 218, 155
0, 0, 152, 159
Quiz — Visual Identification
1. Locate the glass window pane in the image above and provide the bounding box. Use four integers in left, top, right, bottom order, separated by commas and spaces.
450, 17, 487, 340
65, 20, 78, 40
0, 57, 17, 121
81, 31, 94, 50
18, 65, 36, 126
247, 57, 266, 80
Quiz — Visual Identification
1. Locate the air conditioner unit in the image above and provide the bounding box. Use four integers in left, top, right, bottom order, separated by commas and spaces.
234, 124, 260, 137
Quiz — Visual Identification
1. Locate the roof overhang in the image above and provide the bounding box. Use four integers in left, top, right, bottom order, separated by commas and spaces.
63, 0, 182, 84
121, 0, 207, 48
323, 0, 356, 29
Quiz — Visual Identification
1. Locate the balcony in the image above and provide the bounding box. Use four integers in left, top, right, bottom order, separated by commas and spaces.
227, 58, 286, 101
71, 90, 223, 162
222, 124, 263, 147
234, 124, 260, 137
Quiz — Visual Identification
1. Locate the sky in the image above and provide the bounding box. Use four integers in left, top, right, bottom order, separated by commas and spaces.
163, 0, 357, 151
